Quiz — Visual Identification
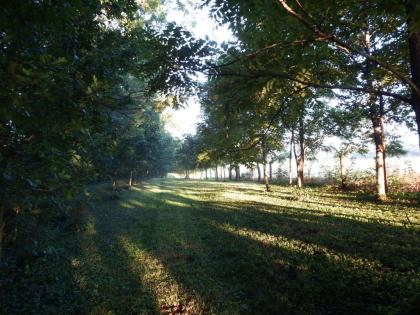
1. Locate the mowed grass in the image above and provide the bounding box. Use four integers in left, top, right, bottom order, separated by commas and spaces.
3, 179, 420, 314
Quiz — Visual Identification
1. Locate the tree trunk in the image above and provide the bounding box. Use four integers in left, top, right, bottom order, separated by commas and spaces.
235, 165, 240, 181
269, 162, 273, 181
289, 130, 294, 185
205, 168, 208, 180
215, 164, 218, 181
365, 30, 387, 200
412, 93, 420, 148
262, 145, 271, 192
222, 165, 226, 180
406, 0, 420, 147
338, 153, 347, 189
229, 165, 233, 180
296, 158, 304, 188
256, 161, 261, 182
294, 119, 305, 188
371, 115, 387, 200
379, 97, 389, 194
112, 172, 117, 194
263, 162, 270, 192
185, 169, 190, 179
128, 170, 133, 188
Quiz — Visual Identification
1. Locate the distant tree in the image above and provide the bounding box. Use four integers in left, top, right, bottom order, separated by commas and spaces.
176, 135, 198, 179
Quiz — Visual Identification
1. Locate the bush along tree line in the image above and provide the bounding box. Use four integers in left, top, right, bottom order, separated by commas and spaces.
0, 0, 213, 260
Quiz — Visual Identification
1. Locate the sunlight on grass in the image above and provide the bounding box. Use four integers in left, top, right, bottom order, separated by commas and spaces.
119, 236, 199, 312
217, 184, 419, 228
214, 221, 386, 269
126, 199, 145, 208
164, 199, 190, 207
119, 201, 134, 209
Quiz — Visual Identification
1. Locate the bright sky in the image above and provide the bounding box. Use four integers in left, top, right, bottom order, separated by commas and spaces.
162, 1, 233, 138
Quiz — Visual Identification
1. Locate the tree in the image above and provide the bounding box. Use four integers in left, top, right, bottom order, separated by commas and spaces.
176, 135, 198, 179
0, 0, 207, 258
197, 73, 286, 191
204, 0, 420, 147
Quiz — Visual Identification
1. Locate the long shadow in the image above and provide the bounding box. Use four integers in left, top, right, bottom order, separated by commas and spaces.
0, 188, 162, 314
72, 196, 161, 314
131, 190, 420, 270
115, 184, 420, 314
316, 190, 420, 207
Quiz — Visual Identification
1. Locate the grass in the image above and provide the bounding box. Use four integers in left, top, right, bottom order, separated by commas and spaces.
1, 179, 420, 314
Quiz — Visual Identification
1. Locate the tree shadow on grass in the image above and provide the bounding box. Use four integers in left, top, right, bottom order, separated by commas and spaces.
71, 208, 161, 314
9, 180, 417, 314
115, 185, 420, 314
133, 189, 419, 267
315, 189, 420, 208
0, 193, 161, 314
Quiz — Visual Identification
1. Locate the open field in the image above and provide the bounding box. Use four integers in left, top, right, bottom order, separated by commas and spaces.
2, 179, 420, 314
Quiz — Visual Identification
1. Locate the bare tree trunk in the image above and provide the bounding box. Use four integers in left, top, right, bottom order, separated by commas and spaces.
262, 144, 271, 192
235, 165, 240, 181
338, 153, 347, 189
256, 161, 261, 182
263, 162, 270, 192
364, 30, 387, 200
229, 165, 233, 180
379, 97, 389, 194
185, 169, 190, 179
128, 170, 133, 188
215, 164, 219, 181
296, 158, 304, 188
294, 119, 305, 188
222, 165, 226, 181
371, 115, 387, 200
289, 130, 294, 185
205, 168, 208, 180
269, 162, 273, 181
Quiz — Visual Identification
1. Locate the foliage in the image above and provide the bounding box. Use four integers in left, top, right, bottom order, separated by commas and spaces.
0, 0, 208, 258
175, 135, 198, 176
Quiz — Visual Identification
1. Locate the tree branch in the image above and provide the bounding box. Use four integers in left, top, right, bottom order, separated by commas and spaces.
215, 70, 411, 103
203, 37, 330, 71
277, 0, 420, 97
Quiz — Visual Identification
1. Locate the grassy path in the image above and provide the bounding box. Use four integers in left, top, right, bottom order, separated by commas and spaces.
2, 179, 420, 314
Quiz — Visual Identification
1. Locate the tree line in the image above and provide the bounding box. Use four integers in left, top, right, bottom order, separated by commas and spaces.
0, 0, 211, 259
181, 0, 419, 200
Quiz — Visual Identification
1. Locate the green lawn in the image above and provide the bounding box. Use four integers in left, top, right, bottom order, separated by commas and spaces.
2, 179, 420, 314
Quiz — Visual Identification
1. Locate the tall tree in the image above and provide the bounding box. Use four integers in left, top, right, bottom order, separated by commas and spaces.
204, 0, 420, 147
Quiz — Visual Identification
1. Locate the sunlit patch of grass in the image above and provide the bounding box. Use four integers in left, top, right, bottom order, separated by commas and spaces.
118, 236, 199, 312
164, 199, 190, 207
